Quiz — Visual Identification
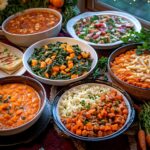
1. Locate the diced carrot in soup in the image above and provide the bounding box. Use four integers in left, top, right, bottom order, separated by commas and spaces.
0, 83, 40, 129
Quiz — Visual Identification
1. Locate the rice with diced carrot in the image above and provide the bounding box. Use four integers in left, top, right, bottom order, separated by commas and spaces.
58, 84, 128, 137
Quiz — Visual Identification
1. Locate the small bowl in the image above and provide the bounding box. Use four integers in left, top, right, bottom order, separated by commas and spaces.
52, 79, 135, 141
67, 11, 141, 49
108, 43, 150, 101
0, 76, 46, 136
23, 37, 98, 86
1, 8, 62, 47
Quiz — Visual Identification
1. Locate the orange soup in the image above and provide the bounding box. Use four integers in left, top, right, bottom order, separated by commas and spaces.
5, 10, 60, 34
0, 83, 40, 129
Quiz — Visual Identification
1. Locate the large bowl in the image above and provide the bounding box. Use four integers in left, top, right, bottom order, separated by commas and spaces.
52, 79, 135, 141
1, 8, 62, 47
0, 76, 46, 136
23, 37, 98, 86
67, 11, 141, 49
108, 43, 150, 101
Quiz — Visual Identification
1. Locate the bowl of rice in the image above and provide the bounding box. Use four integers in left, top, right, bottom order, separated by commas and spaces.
52, 79, 135, 141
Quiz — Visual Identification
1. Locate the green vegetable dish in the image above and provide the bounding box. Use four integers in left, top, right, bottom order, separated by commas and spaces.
74, 15, 135, 44
28, 42, 93, 80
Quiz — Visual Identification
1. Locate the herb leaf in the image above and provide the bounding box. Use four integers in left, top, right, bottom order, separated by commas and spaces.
92, 56, 108, 79
121, 28, 150, 55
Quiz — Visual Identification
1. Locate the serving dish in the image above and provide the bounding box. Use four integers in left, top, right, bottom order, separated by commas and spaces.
67, 11, 141, 49
0, 8, 62, 47
0, 42, 26, 78
108, 43, 150, 101
0, 100, 51, 146
0, 76, 46, 136
52, 80, 135, 141
23, 37, 98, 86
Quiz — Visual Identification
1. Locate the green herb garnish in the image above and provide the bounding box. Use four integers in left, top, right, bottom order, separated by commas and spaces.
85, 103, 91, 110
92, 56, 108, 79
121, 28, 150, 55
80, 100, 85, 106
83, 119, 89, 125
90, 15, 99, 22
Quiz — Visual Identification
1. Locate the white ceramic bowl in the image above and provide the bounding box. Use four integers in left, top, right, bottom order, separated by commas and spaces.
23, 37, 98, 86
1, 8, 62, 47
67, 11, 142, 49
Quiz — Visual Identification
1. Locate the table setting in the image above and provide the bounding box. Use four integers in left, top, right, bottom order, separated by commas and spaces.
0, 0, 150, 150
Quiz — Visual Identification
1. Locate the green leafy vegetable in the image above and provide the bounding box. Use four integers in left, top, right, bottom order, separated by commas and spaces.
90, 15, 99, 22
62, 0, 80, 30
139, 103, 150, 135
80, 100, 85, 106
28, 42, 92, 80
85, 103, 91, 110
121, 28, 150, 55
92, 56, 108, 79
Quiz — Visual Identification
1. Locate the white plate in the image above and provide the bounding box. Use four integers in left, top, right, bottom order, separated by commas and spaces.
67, 11, 142, 49
0, 42, 26, 78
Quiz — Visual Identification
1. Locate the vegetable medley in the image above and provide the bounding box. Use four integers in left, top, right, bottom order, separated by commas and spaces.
28, 42, 92, 80
74, 15, 134, 44
59, 84, 128, 137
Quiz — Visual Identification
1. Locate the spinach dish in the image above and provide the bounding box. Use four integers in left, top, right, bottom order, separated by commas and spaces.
74, 15, 135, 44
28, 42, 93, 80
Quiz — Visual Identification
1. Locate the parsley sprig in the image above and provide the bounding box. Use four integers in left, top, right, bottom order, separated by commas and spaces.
92, 56, 108, 80
121, 28, 150, 55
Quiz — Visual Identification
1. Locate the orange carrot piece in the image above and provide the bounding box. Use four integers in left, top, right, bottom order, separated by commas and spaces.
146, 134, 150, 147
138, 129, 147, 150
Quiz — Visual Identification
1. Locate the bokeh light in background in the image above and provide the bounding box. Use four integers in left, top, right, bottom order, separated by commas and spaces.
98, 0, 150, 21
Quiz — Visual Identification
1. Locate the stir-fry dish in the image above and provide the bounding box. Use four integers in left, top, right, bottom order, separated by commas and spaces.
0, 83, 40, 129
28, 42, 92, 80
59, 84, 128, 137
74, 15, 134, 44
111, 49, 150, 88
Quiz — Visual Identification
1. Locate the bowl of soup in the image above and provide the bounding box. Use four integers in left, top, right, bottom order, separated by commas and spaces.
1, 8, 62, 47
0, 76, 46, 135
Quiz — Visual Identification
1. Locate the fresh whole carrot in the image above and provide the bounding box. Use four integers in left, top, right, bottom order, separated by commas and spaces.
133, 104, 141, 113
146, 134, 150, 147
139, 103, 150, 148
138, 129, 147, 150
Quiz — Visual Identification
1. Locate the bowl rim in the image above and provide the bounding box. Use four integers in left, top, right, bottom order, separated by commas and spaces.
67, 11, 142, 47
52, 79, 135, 141
0, 75, 47, 132
23, 37, 98, 82
2, 8, 62, 36
108, 43, 150, 91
